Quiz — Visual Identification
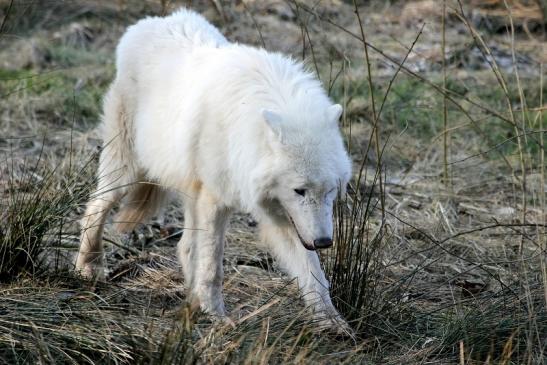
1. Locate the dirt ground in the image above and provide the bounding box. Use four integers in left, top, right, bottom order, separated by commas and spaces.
0, 0, 546, 364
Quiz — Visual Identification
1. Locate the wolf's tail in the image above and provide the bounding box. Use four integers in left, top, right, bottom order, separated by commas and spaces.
114, 183, 170, 233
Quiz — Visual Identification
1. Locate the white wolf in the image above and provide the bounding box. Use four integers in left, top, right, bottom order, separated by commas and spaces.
76, 8, 352, 330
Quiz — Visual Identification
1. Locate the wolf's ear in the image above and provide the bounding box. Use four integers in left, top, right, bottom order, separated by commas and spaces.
261, 109, 284, 141
327, 104, 343, 126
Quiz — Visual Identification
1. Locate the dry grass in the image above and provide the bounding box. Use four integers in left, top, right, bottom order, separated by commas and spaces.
1, 0, 546, 364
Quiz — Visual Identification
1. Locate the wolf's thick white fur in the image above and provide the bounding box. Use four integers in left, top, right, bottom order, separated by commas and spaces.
76, 8, 352, 330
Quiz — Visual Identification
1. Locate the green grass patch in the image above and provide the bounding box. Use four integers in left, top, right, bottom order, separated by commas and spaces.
330, 64, 545, 161
0, 64, 113, 127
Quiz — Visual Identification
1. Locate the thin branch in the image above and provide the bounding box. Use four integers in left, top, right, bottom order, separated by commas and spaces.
242, 1, 266, 49
352, 0, 385, 219
0, 0, 14, 35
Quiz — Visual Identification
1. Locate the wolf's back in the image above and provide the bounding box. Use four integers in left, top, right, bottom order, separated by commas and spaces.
106, 7, 229, 150
114, 8, 228, 82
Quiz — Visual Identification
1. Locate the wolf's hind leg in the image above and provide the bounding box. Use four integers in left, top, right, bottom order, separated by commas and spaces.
76, 154, 128, 279
76, 84, 135, 279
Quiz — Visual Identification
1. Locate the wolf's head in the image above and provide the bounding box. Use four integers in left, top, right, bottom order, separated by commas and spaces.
255, 103, 352, 251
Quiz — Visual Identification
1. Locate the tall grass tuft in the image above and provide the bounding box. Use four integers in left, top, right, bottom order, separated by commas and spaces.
324, 160, 387, 336
0, 147, 95, 281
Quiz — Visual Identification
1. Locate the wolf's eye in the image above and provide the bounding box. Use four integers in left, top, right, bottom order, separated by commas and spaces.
294, 189, 306, 197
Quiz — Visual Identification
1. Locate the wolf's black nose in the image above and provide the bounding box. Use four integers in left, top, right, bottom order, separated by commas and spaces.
313, 237, 333, 249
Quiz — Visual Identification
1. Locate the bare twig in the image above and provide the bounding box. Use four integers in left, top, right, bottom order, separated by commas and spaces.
352, 0, 385, 218
442, 0, 450, 188
289, 0, 321, 79
0, 0, 14, 35
242, 1, 266, 49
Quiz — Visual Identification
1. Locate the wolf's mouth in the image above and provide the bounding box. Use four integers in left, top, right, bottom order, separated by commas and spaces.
287, 214, 316, 251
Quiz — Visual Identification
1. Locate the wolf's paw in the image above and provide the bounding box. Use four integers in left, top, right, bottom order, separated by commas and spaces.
316, 313, 355, 339
213, 314, 236, 329
199, 306, 235, 329
75, 262, 105, 281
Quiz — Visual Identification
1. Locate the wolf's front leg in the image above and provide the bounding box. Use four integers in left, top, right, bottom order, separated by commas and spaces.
260, 221, 350, 332
192, 188, 231, 317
